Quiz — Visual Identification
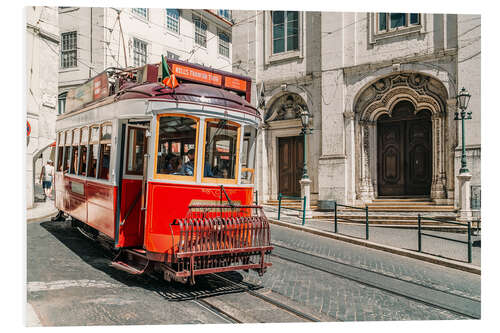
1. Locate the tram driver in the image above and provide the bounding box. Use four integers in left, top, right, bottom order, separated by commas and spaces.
182, 149, 213, 177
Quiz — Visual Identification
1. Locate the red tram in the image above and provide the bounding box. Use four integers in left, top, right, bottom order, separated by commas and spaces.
53, 58, 272, 284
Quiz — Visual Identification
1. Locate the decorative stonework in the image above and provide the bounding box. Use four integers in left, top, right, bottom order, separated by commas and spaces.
265, 93, 308, 122
353, 72, 450, 203
354, 72, 447, 121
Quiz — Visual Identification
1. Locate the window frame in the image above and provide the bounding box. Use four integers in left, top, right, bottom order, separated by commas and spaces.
193, 15, 208, 48
78, 126, 89, 176
133, 38, 148, 67
125, 125, 148, 176
97, 123, 113, 181
69, 128, 80, 174
132, 8, 149, 20
377, 13, 421, 33
218, 30, 230, 58
166, 9, 180, 34
201, 118, 241, 185
87, 125, 101, 179
153, 113, 200, 182
60, 31, 77, 69
370, 12, 424, 44
271, 11, 299, 55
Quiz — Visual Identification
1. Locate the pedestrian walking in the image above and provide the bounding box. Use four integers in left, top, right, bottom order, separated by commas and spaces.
39, 160, 55, 200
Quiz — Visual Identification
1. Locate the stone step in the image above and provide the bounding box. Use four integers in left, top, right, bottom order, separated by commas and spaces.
342, 206, 455, 212
313, 214, 456, 220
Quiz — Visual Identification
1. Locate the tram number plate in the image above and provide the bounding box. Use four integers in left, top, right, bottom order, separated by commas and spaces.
70, 181, 85, 196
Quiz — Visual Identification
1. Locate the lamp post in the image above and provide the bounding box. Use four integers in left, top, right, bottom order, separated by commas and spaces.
455, 87, 472, 223
455, 87, 472, 174
300, 108, 311, 180
299, 107, 313, 219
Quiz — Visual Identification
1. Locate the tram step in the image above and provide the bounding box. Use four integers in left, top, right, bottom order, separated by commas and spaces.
110, 260, 145, 275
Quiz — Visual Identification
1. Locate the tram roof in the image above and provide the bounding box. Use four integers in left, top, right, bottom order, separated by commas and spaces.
116, 82, 261, 119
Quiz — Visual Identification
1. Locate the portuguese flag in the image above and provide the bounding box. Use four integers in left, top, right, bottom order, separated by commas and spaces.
161, 55, 179, 89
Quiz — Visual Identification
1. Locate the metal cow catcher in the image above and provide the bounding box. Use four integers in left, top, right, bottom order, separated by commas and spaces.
53, 58, 272, 285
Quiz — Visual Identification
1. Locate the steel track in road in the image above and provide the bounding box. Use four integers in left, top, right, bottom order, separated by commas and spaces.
191, 298, 243, 323
211, 273, 324, 322
271, 243, 480, 319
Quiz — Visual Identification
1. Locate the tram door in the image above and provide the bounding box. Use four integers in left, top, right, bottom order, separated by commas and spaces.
117, 124, 149, 248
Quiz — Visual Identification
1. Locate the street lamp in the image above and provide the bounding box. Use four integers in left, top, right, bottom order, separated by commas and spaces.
455, 87, 472, 174
300, 107, 312, 179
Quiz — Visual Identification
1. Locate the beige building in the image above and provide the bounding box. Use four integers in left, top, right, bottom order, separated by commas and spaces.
26, 6, 59, 208
233, 11, 481, 211
58, 7, 234, 111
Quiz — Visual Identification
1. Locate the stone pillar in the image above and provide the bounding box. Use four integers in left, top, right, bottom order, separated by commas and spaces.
359, 121, 375, 202
300, 178, 313, 218
457, 172, 472, 222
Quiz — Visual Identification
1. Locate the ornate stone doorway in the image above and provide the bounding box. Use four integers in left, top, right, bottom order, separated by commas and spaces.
377, 101, 432, 196
353, 72, 451, 203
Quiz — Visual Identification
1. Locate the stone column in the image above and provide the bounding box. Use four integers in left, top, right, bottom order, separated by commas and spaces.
457, 172, 472, 222
359, 121, 375, 202
300, 178, 313, 218
431, 113, 447, 202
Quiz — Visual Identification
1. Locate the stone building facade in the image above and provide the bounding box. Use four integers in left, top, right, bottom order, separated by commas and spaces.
232, 11, 481, 210
26, 6, 59, 208
58, 7, 234, 109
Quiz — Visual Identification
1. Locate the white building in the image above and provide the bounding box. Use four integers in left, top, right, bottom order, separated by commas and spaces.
26, 6, 59, 208
233, 11, 481, 212
58, 7, 234, 111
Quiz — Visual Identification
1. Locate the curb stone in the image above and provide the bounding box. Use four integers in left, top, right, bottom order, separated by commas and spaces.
269, 218, 481, 275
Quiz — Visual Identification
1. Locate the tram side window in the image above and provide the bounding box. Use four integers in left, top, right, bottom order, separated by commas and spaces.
156, 116, 197, 176
87, 126, 100, 178
78, 127, 89, 176
98, 124, 112, 180
57, 132, 64, 171
64, 130, 72, 172
204, 119, 239, 179
126, 127, 146, 175
69, 128, 80, 174
241, 126, 257, 184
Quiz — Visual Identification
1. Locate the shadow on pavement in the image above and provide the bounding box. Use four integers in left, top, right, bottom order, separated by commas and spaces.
39, 220, 262, 301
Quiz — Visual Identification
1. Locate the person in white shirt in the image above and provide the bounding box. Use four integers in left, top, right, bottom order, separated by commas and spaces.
39, 160, 55, 200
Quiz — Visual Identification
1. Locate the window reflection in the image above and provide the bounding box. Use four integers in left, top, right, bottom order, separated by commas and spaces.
156, 116, 197, 176
204, 119, 239, 179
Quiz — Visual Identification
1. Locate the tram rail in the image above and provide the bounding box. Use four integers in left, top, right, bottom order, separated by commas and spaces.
270, 243, 480, 319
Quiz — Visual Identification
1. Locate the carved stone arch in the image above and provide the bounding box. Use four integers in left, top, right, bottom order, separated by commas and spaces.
264, 85, 313, 123
352, 72, 449, 202
264, 91, 310, 123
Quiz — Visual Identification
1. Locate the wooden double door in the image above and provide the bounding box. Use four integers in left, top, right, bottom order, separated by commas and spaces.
377, 102, 432, 196
278, 136, 303, 197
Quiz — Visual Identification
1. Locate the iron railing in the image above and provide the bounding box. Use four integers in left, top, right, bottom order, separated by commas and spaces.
417, 214, 473, 263
277, 193, 307, 226
333, 201, 369, 240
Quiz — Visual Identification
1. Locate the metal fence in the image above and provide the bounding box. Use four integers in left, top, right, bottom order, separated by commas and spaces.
417, 214, 473, 263
277, 193, 307, 226
333, 201, 369, 240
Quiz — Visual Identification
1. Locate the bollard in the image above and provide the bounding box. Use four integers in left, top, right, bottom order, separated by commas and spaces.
302, 195, 306, 226
278, 193, 282, 221
365, 205, 369, 240
334, 201, 338, 233
417, 214, 422, 252
467, 221, 472, 263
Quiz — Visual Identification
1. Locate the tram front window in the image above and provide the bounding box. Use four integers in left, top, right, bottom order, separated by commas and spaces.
156, 116, 197, 177
204, 119, 239, 179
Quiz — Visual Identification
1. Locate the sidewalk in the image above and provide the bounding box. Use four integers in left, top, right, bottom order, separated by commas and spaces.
263, 206, 481, 274
27, 199, 58, 223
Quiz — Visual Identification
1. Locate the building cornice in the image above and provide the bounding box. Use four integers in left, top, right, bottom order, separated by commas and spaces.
339, 49, 458, 77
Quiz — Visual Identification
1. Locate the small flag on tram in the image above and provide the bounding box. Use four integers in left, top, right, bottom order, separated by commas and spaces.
161, 55, 179, 89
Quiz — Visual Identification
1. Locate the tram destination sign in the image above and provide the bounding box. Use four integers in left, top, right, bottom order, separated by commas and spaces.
171, 63, 222, 87
65, 72, 110, 113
